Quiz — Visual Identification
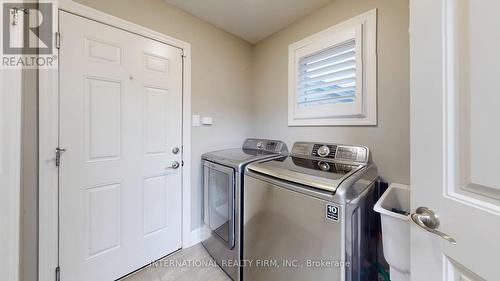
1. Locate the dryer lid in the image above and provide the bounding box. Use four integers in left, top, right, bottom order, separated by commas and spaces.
202, 139, 289, 171
203, 148, 279, 171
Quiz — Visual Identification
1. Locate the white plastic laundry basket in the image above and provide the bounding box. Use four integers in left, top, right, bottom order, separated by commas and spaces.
374, 183, 410, 281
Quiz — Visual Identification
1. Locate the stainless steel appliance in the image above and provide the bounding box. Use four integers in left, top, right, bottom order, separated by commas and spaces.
202, 139, 289, 281
243, 142, 378, 281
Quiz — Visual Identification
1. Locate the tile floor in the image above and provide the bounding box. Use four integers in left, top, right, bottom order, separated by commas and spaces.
120, 244, 231, 281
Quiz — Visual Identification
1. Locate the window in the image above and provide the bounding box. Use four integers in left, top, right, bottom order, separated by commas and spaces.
288, 9, 377, 126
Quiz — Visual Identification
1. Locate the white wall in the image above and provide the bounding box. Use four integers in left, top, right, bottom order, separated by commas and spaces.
251, 0, 410, 184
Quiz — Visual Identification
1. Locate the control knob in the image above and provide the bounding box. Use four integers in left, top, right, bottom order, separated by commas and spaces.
317, 145, 330, 157
318, 161, 330, 171
257, 141, 264, 149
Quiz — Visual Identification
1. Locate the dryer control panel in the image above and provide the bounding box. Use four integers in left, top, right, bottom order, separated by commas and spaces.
243, 138, 289, 154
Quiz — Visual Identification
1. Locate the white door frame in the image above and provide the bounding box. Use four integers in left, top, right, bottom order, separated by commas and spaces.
38, 1, 192, 281
0, 2, 23, 279
0, 70, 22, 281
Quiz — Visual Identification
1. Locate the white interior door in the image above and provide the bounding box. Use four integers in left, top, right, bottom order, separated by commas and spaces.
411, 0, 500, 280
59, 11, 183, 281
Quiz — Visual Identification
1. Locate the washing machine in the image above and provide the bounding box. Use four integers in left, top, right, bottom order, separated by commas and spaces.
243, 141, 378, 281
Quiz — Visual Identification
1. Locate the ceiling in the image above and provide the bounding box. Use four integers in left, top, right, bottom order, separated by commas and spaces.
164, 0, 333, 43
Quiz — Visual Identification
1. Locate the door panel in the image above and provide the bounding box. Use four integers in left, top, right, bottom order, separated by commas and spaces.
445, 258, 487, 281
85, 77, 122, 160
143, 87, 169, 155
85, 38, 122, 64
86, 183, 121, 258
59, 11, 183, 281
447, 0, 500, 206
411, 0, 500, 280
143, 175, 168, 236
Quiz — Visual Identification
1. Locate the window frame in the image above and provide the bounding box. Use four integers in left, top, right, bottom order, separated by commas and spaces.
288, 9, 377, 126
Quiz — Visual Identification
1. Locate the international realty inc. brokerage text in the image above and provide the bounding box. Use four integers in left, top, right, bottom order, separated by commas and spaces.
150, 259, 350, 269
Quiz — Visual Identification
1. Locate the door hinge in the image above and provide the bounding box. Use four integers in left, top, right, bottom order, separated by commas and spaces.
55, 32, 61, 49
55, 147, 66, 167
55, 266, 60, 281
10, 7, 28, 26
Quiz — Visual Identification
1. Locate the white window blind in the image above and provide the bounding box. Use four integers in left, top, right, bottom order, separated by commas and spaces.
297, 40, 357, 108
288, 9, 377, 126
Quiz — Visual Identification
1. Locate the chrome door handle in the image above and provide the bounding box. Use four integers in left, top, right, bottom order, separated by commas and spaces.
410, 207, 456, 245
165, 161, 180, 170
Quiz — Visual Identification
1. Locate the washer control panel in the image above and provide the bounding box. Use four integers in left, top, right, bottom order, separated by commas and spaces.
312, 144, 336, 159
292, 142, 369, 163
336, 146, 360, 161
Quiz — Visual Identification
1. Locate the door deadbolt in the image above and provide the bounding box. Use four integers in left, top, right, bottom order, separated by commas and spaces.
172, 147, 180, 154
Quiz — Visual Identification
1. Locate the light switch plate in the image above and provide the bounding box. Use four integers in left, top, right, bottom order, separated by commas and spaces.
202, 116, 213, 125
192, 115, 200, 127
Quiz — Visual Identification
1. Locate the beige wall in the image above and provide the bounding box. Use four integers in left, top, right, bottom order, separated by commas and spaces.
20, 69, 38, 281
75, 0, 255, 230
251, 0, 410, 184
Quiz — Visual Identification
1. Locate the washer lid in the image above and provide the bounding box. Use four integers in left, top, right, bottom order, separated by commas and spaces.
247, 156, 364, 193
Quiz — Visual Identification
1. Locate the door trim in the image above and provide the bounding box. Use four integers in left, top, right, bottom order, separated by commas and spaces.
0, 60, 23, 281
38, 1, 192, 281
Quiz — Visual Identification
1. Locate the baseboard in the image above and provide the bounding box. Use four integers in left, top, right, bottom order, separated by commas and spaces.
185, 225, 210, 248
